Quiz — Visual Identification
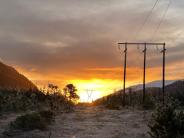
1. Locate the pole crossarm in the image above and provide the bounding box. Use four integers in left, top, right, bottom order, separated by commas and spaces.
118, 42, 165, 45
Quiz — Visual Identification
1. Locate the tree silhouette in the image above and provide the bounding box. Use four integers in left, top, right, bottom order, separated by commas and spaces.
64, 84, 79, 101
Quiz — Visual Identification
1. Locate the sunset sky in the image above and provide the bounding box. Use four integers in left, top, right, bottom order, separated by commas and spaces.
0, 0, 184, 102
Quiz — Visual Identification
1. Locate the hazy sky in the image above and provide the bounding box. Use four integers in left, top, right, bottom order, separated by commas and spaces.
0, 0, 184, 100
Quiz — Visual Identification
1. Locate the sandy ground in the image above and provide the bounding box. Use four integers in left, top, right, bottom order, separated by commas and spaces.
0, 106, 151, 138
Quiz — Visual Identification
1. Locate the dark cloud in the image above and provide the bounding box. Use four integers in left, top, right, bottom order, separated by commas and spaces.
0, 0, 183, 81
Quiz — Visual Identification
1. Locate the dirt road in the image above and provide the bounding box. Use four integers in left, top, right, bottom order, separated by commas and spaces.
0, 106, 151, 138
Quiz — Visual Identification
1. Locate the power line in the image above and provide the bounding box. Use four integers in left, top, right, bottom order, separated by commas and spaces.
134, 0, 160, 40
151, 0, 172, 41
168, 31, 183, 46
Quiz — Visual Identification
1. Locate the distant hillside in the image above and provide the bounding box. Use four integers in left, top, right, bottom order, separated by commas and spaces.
165, 81, 184, 93
0, 61, 37, 90
130, 80, 176, 91
165, 81, 184, 102
94, 80, 184, 107
129, 80, 183, 96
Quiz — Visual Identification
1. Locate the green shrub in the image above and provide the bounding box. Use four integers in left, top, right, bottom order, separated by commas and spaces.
148, 101, 184, 138
0, 89, 74, 113
9, 110, 54, 131
39, 110, 54, 124
142, 95, 155, 110
105, 103, 121, 110
104, 94, 122, 110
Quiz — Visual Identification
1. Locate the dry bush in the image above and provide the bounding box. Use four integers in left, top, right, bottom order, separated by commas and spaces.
5, 110, 54, 133
148, 100, 184, 138
0, 88, 74, 113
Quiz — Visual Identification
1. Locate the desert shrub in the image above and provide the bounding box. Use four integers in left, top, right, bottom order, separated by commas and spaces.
9, 110, 54, 131
169, 91, 184, 107
0, 89, 45, 112
0, 88, 74, 113
148, 101, 184, 138
125, 91, 142, 107
46, 92, 74, 112
10, 112, 46, 131
93, 90, 156, 110
104, 94, 122, 110
105, 104, 121, 110
142, 95, 156, 110
39, 110, 54, 124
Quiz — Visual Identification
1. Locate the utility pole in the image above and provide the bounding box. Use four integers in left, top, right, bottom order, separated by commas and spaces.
161, 43, 166, 105
118, 42, 127, 107
123, 43, 127, 107
118, 42, 166, 105
142, 43, 147, 104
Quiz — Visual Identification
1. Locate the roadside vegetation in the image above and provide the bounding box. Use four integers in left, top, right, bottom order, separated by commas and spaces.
3, 110, 55, 137
148, 99, 184, 138
0, 83, 79, 136
0, 83, 79, 113
10, 110, 54, 131
93, 81, 184, 137
93, 81, 184, 110
93, 88, 158, 110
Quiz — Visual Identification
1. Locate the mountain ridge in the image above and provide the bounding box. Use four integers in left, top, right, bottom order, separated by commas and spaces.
129, 80, 177, 91
0, 61, 37, 90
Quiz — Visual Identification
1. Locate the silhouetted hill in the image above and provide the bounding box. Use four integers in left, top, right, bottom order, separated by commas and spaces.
165, 80, 184, 93
165, 81, 184, 102
93, 80, 184, 107
0, 61, 37, 90
130, 80, 175, 91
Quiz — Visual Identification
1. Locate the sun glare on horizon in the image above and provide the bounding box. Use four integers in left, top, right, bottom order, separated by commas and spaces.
71, 79, 126, 102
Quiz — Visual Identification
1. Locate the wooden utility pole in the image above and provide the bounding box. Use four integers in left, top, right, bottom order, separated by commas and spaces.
122, 43, 127, 106
161, 43, 166, 105
142, 43, 147, 104
118, 42, 166, 105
